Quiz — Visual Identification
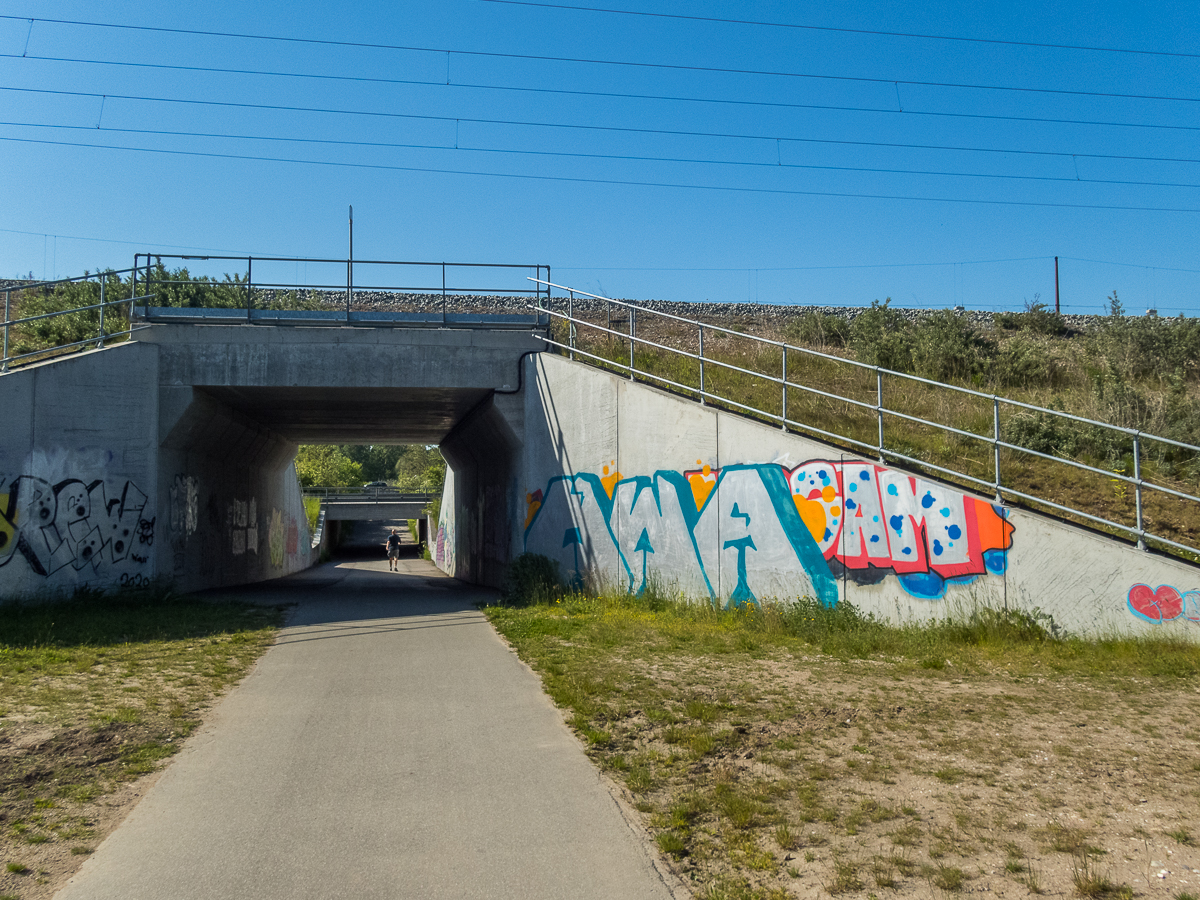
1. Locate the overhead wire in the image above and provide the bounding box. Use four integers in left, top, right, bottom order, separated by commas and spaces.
4, 118, 1200, 191
1, 15, 1199, 105
4, 86, 1199, 167
477, 0, 1200, 60
4, 51, 1198, 134
5, 134, 1200, 214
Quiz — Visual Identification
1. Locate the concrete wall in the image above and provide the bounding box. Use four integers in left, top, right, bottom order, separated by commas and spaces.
494, 352, 1200, 640
0, 343, 313, 597
0, 344, 161, 594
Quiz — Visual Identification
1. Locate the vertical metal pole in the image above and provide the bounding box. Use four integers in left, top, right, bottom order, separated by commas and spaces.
2, 290, 9, 372
993, 397, 1002, 502
1054, 256, 1060, 315
442, 263, 447, 324
97, 278, 106, 348
347, 205, 353, 321
781, 344, 788, 431
246, 256, 253, 324
699, 326, 705, 404
1133, 432, 1145, 550
568, 291, 575, 360
629, 307, 635, 380
876, 369, 885, 463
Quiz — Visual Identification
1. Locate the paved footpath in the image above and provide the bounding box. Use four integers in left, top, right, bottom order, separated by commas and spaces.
56, 557, 678, 900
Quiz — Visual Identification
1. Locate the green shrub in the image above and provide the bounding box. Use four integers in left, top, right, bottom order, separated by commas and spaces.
785, 312, 851, 349
911, 310, 996, 382
994, 299, 1067, 336
850, 299, 914, 372
501, 553, 564, 606
992, 337, 1063, 389
11, 271, 129, 356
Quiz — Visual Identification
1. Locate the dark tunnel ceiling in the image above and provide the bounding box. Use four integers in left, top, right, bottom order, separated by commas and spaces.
197, 386, 493, 444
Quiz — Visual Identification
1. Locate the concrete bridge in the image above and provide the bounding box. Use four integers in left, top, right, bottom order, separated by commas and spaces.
2, 298, 1199, 640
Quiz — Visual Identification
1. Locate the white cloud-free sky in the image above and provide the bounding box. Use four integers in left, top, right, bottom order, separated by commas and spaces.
2, 1, 1198, 313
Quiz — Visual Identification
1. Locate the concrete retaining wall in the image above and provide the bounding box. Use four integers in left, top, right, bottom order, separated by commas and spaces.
453, 352, 1200, 639
0, 343, 313, 597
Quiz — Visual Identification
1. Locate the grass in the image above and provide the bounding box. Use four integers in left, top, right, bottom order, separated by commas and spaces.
0, 582, 282, 879
486, 582, 1200, 898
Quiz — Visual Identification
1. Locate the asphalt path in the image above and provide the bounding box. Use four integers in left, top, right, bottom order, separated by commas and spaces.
55, 536, 677, 899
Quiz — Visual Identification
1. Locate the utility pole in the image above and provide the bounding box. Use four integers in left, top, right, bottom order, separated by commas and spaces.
1055, 256, 1060, 314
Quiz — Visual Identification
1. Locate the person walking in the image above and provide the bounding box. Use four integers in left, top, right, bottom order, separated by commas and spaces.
385, 528, 402, 571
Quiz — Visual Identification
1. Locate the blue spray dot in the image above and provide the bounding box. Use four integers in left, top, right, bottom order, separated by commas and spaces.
819, 470, 830, 485
823, 528, 832, 541
859, 470, 871, 481
901, 547, 912, 555
889, 515, 904, 533
947, 524, 962, 540
846, 499, 857, 510
921, 492, 935, 509
873, 515, 879, 523
887, 484, 899, 496
849, 482, 858, 492
940, 507, 951, 517
932, 539, 943, 556
869, 535, 880, 543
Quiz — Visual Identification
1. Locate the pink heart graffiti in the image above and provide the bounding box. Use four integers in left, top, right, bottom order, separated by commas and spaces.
1127, 584, 1184, 623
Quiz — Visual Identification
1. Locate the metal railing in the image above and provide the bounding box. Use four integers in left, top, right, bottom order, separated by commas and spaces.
530, 278, 1200, 561
2, 268, 148, 372
132, 254, 551, 324
302, 486, 437, 503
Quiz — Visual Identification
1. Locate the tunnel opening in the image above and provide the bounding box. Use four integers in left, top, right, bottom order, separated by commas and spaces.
159, 381, 524, 591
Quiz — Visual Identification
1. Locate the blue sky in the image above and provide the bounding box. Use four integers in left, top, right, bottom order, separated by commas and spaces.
2, 1, 1198, 313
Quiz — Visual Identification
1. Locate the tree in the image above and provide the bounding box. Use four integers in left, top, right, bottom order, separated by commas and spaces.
394, 446, 446, 493
294, 445, 363, 487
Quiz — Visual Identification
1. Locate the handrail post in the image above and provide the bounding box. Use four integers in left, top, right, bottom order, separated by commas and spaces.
1133, 432, 1145, 550
876, 369, 885, 463
781, 345, 788, 431
699, 325, 705, 404
246, 256, 253, 324
442, 262, 447, 325
568, 291, 575, 360
993, 396, 1002, 502
2, 289, 10, 372
629, 307, 635, 380
97, 278, 106, 348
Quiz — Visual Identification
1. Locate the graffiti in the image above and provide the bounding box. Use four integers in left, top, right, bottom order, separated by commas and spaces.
286, 518, 299, 556
523, 458, 1014, 606
1128, 584, 1200, 625
435, 525, 447, 567
119, 572, 151, 589
227, 497, 258, 557
268, 509, 285, 568
0, 474, 151, 576
169, 475, 199, 541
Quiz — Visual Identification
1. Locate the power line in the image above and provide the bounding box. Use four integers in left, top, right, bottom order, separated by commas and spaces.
478, 0, 1200, 60
5, 134, 1200, 214
8, 51, 1199, 134
6, 119, 1200, 191
2, 15, 1198, 105
6, 86, 1199, 167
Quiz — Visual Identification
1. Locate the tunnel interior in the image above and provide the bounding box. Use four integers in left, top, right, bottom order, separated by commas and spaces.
161, 384, 523, 588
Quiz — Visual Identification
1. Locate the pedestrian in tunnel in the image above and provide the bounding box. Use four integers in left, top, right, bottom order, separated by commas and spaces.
385, 528, 402, 571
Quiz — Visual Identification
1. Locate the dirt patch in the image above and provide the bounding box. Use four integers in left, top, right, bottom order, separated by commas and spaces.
0, 721, 179, 899
588, 655, 1200, 899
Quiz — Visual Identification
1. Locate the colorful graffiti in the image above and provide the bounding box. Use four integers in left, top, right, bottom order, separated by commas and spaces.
268, 508, 285, 568
523, 458, 1014, 606
1128, 584, 1200, 625
0, 474, 153, 576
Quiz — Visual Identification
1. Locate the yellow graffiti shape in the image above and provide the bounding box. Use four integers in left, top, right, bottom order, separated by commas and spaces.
524, 492, 542, 530
688, 461, 718, 510
792, 495, 826, 543
600, 462, 622, 499
0, 493, 17, 565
